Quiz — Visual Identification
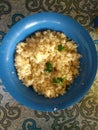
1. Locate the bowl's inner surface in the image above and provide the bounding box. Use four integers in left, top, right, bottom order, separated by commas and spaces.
0, 12, 97, 111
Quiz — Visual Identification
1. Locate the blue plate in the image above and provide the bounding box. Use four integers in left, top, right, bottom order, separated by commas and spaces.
0, 12, 97, 111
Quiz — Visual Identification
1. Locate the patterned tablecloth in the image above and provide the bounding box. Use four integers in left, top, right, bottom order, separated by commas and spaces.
0, 0, 98, 130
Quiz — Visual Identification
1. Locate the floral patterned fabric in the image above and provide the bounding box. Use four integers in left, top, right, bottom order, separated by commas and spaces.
0, 0, 98, 130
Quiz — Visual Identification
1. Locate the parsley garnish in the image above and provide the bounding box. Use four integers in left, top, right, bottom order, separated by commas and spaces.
45, 62, 53, 72
58, 45, 65, 51
52, 77, 64, 83
34, 55, 36, 59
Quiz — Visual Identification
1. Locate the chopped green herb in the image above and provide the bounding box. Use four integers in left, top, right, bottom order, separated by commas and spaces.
52, 77, 64, 84
58, 45, 65, 51
45, 62, 53, 72
34, 55, 36, 59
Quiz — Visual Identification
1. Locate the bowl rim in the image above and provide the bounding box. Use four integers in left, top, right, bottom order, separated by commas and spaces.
0, 12, 97, 112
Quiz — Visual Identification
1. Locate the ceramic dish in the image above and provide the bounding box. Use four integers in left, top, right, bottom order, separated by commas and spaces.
0, 12, 97, 111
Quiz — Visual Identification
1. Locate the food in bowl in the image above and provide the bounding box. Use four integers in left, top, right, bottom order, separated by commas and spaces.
14, 30, 81, 98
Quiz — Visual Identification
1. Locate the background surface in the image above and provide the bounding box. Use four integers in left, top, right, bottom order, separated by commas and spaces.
0, 0, 98, 130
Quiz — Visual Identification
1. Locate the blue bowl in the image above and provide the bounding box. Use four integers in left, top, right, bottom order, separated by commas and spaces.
0, 12, 97, 111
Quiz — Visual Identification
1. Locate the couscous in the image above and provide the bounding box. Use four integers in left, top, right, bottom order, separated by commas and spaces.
14, 30, 81, 98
